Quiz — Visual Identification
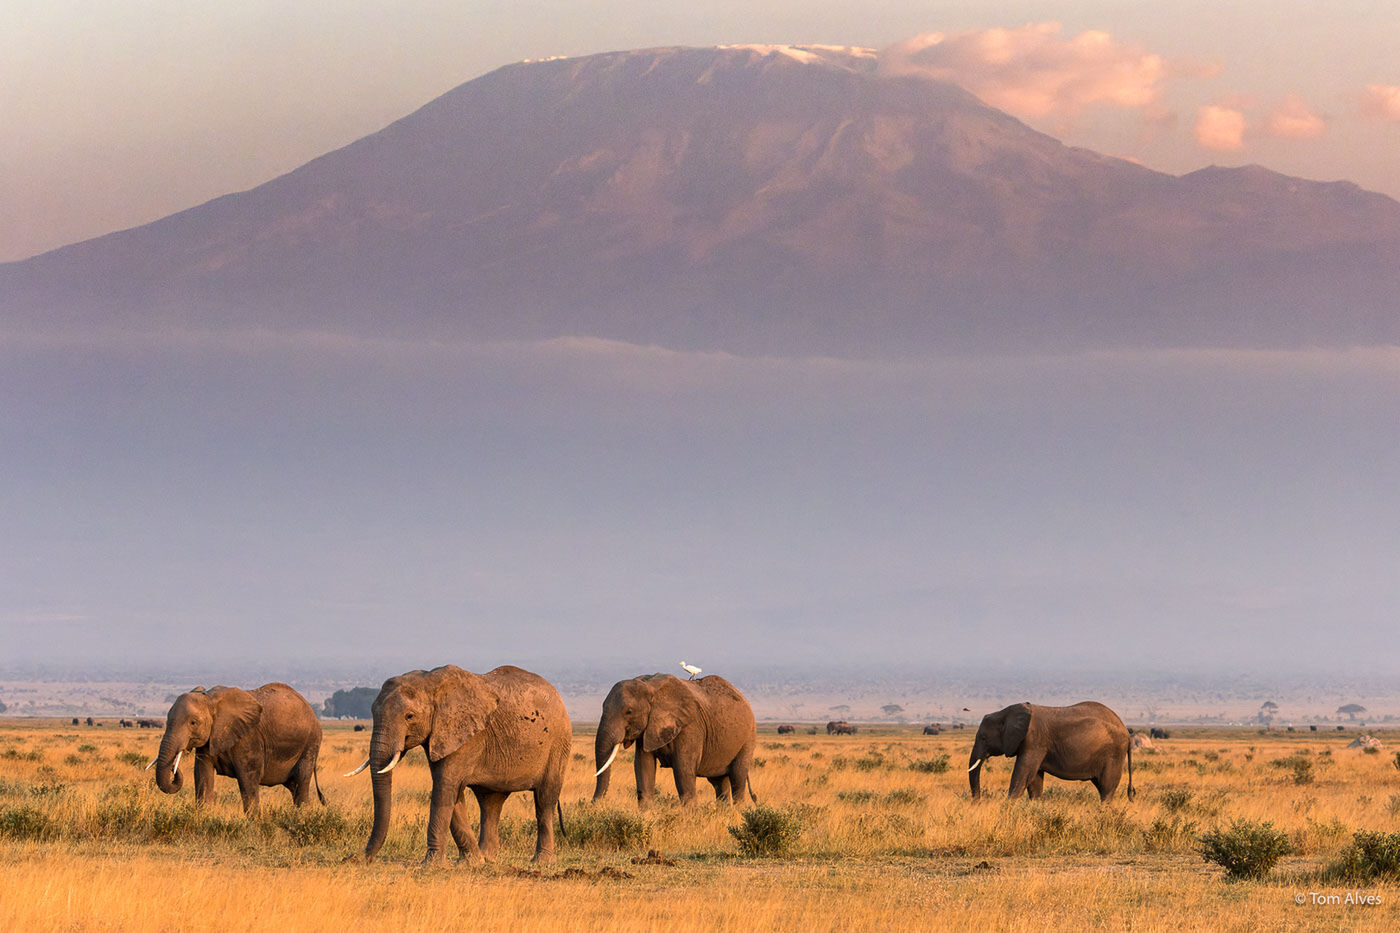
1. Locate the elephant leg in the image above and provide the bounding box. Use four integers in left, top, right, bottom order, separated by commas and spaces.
450, 795, 484, 865
1027, 772, 1045, 800
474, 789, 510, 861
672, 766, 699, 806
289, 755, 315, 807
235, 769, 261, 815
707, 776, 731, 802
531, 783, 562, 864
192, 756, 217, 806
1007, 753, 1045, 799
423, 775, 463, 865
728, 754, 755, 806
1096, 757, 1124, 801
634, 749, 658, 809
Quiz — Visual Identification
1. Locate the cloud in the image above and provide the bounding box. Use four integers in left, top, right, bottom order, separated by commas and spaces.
879, 23, 1176, 125
1264, 95, 1326, 140
1194, 105, 1247, 151
1360, 84, 1400, 121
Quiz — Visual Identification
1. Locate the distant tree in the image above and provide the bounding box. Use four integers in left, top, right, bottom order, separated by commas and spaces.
322, 687, 378, 719
1257, 701, 1280, 724
1338, 704, 1366, 720
881, 704, 905, 717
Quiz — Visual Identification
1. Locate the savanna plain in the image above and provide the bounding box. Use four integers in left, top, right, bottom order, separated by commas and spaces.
2, 720, 1398, 931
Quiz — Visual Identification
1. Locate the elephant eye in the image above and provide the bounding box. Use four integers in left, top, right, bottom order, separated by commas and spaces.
404, 712, 414, 720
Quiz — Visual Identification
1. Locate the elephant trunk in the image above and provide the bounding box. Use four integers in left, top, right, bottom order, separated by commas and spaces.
154, 727, 187, 795
968, 745, 984, 799
363, 728, 403, 860
592, 720, 625, 800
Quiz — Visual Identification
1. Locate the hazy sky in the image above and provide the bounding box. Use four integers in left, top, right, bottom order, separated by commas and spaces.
2, 3, 1398, 686
3, 0, 1399, 262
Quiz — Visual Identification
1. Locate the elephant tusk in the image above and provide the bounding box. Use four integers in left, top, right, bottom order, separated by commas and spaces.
595, 743, 622, 777
172, 750, 183, 775
967, 758, 982, 772
377, 750, 402, 774
344, 755, 372, 777
144, 755, 158, 771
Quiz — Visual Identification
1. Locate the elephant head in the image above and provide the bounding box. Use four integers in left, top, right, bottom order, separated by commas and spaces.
967, 702, 1031, 798
349, 665, 500, 860
149, 686, 262, 794
592, 674, 692, 799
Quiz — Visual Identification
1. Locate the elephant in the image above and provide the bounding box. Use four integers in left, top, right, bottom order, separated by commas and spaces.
776, 724, 795, 735
347, 665, 570, 865
592, 673, 756, 808
967, 701, 1135, 802
922, 724, 942, 735
148, 683, 325, 814
827, 720, 855, 735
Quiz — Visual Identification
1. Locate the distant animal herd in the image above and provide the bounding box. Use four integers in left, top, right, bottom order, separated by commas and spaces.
82, 663, 1165, 864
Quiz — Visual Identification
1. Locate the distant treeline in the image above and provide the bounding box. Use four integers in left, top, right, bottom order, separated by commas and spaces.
321, 687, 376, 719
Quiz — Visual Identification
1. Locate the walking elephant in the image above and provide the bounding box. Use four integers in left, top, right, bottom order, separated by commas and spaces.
593, 673, 756, 808
827, 720, 855, 735
967, 701, 1135, 801
346, 665, 570, 865
147, 683, 325, 814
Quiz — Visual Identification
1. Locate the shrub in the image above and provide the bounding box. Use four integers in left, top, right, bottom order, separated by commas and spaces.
1160, 789, 1193, 813
270, 805, 353, 847
729, 805, 802, 857
1144, 815, 1198, 853
853, 755, 885, 772
837, 790, 877, 804
1198, 819, 1293, 880
1326, 831, 1400, 882
116, 751, 149, 767
908, 755, 950, 774
569, 807, 649, 850
0, 806, 55, 840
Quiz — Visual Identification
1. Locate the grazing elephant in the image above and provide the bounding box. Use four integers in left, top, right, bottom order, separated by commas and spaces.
593, 673, 756, 808
827, 720, 855, 735
148, 683, 325, 814
347, 665, 570, 865
923, 724, 942, 735
967, 701, 1135, 802
776, 724, 795, 735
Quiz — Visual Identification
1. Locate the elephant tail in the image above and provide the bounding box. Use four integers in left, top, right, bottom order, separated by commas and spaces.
1126, 742, 1136, 802
556, 801, 568, 842
314, 764, 327, 806
747, 777, 758, 805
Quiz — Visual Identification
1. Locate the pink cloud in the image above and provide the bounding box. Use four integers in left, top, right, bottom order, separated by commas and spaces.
1265, 95, 1326, 140
1194, 105, 1247, 151
879, 23, 1176, 125
1360, 84, 1400, 121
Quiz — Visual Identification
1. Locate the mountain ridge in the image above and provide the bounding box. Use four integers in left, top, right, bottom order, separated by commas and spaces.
3, 44, 1398, 356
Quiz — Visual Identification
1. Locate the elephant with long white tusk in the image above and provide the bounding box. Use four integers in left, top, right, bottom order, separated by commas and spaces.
592, 672, 757, 808
347, 664, 570, 866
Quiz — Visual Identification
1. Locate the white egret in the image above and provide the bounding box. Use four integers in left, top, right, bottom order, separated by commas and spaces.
679, 661, 701, 679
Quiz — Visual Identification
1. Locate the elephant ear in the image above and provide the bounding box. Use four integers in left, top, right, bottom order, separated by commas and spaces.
208, 686, 262, 754
1001, 703, 1033, 756
642, 678, 695, 753
427, 666, 501, 762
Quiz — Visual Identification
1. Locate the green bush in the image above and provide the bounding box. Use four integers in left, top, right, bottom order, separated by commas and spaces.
117, 751, 149, 767
908, 755, 950, 774
1327, 830, 1400, 882
1198, 819, 1293, 880
569, 806, 650, 850
729, 805, 802, 857
270, 804, 353, 847
0, 806, 55, 840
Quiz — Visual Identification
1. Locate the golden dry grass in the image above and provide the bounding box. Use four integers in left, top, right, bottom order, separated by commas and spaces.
2, 721, 1398, 931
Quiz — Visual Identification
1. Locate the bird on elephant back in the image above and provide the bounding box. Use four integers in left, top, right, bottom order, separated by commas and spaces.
966, 701, 1135, 801
147, 682, 325, 814
593, 673, 757, 808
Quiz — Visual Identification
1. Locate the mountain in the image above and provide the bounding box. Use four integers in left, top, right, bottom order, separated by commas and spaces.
3, 44, 1399, 355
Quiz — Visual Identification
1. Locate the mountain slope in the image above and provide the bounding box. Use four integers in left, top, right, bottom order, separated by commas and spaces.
3, 45, 1398, 354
